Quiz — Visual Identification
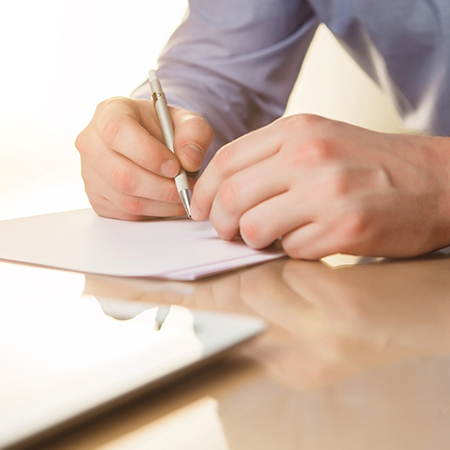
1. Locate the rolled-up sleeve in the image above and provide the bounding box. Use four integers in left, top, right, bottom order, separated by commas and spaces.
131, 0, 319, 168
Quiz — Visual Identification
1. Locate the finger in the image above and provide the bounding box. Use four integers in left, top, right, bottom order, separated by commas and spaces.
172, 108, 214, 173
208, 154, 290, 240
191, 123, 283, 220
85, 167, 187, 218
281, 198, 382, 259
96, 99, 180, 178
90, 194, 184, 221
84, 135, 183, 203
281, 220, 346, 260
234, 161, 377, 252
87, 192, 148, 221
232, 186, 316, 250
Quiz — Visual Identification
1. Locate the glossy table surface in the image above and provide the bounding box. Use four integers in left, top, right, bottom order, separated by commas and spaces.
3, 251, 450, 449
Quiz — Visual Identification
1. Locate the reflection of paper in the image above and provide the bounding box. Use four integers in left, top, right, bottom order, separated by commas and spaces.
0, 294, 202, 447
0, 209, 285, 280
321, 254, 385, 268
0, 296, 201, 404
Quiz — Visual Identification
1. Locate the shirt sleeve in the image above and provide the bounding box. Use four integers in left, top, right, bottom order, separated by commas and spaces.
307, 0, 450, 135
131, 0, 319, 169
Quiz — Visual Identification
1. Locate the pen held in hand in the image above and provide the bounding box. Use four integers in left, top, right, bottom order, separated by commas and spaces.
148, 69, 192, 218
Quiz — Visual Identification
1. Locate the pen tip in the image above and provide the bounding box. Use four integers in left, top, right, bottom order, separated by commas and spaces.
179, 189, 192, 219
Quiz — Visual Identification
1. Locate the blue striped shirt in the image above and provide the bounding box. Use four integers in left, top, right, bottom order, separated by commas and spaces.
132, 0, 450, 168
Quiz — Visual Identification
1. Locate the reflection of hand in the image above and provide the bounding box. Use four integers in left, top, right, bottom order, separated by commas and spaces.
76, 97, 213, 220
239, 257, 450, 389
83, 268, 251, 316
192, 114, 450, 259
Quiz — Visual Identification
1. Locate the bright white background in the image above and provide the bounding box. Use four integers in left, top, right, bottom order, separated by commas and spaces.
0, 1, 405, 220
0, 0, 188, 219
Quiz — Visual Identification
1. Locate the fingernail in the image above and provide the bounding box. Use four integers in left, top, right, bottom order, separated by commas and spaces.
182, 144, 203, 166
161, 160, 179, 178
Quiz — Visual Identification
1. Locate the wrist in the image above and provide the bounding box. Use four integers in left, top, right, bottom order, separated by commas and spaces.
420, 135, 450, 251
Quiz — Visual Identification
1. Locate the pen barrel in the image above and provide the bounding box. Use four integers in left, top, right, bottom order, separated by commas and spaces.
174, 170, 190, 191
153, 95, 175, 152
149, 70, 191, 216
153, 96, 189, 190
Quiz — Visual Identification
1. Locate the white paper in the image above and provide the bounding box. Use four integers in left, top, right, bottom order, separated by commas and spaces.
0, 209, 285, 280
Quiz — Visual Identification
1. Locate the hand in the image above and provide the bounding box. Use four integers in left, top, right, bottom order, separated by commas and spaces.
191, 114, 450, 259
75, 97, 213, 220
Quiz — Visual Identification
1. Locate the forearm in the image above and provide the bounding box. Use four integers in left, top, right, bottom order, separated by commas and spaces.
131, 0, 319, 169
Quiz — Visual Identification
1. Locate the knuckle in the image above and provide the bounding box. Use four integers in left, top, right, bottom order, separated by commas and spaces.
74, 129, 90, 155
98, 115, 125, 147
175, 111, 214, 149
121, 195, 145, 216
281, 231, 322, 260
368, 166, 391, 188
214, 146, 236, 178
280, 138, 332, 171
279, 113, 323, 132
339, 210, 369, 242
97, 96, 130, 113
284, 247, 301, 259
301, 138, 333, 164
325, 171, 352, 198
191, 116, 214, 146
96, 98, 135, 147
110, 164, 137, 195
181, 115, 207, 132
282, 241, 319, 260
281, 242, 300, 259
136, 142, 173, 172
217, 181, 240, 212
281, 239, 305, 259
160, 180, 179, 203
239, 215, 263, 248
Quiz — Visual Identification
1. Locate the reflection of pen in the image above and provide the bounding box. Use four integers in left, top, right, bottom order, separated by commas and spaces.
148, 69, 192, 218
154, 306, 171, 331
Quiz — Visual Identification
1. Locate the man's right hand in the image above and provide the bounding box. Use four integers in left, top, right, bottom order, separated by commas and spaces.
75, 97, 213, 220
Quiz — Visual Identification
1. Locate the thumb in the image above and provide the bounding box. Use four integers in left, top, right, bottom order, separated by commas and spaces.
171, 107, 214, 173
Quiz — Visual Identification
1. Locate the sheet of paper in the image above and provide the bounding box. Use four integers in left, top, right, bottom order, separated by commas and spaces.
0, 209, 285, 280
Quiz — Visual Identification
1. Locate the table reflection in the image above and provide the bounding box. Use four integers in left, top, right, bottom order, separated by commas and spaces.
85, 255, 450, 391
4, 254, 447, 449
78, 255, 450, 450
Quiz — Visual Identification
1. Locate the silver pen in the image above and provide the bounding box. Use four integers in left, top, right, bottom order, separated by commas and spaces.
148, 69, 192, 218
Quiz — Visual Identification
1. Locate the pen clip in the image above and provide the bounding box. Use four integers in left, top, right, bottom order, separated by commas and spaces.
151, 91, 166, 104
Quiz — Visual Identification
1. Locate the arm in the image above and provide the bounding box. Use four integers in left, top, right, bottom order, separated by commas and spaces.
77, 0, 319, 219
132, 0, 319, 169
188, 0, 450, 259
